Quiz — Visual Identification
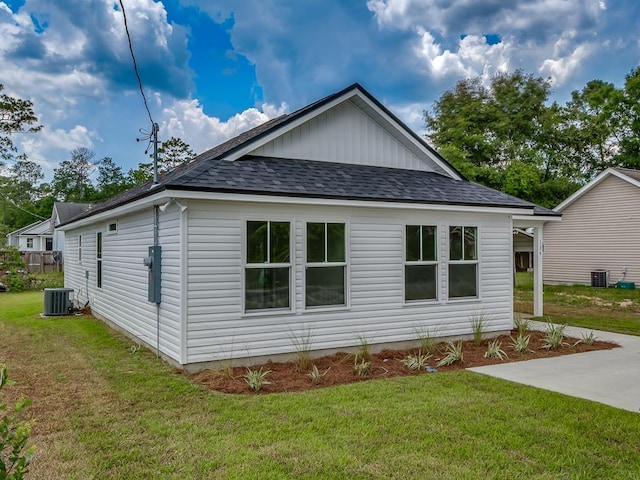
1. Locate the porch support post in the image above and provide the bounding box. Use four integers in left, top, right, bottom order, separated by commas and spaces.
533, 226, 544, 317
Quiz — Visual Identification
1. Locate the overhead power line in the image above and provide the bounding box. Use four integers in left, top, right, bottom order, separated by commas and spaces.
0, 193, 48, 220
118, 0, 154, 126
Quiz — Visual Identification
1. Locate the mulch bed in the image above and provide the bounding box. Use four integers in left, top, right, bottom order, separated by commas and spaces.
188, 330, 618, 395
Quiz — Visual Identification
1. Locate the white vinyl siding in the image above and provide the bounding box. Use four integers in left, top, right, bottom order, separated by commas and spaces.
249, 100, 447, 174
185, 200, 512, 364
64, 204, 183, 362
544, 174, 640, 285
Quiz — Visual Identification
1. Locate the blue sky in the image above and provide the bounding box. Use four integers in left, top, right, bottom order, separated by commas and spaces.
1, 0, 639, 181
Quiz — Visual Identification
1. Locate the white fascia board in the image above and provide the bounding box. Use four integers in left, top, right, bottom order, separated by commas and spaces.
223, 90, 359, 162
57, 188, 170, 231
169, 189, 532, 215
512, 215, 560, 229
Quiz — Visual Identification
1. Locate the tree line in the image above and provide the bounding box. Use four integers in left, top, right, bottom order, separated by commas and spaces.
425, 67, 640, 207
2, 66, 640, 236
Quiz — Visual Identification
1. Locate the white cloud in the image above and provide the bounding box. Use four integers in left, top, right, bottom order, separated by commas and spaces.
539, 43, 593, 84
160, 99, 287, 154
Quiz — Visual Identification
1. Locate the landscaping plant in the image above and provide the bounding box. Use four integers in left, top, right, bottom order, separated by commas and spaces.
414, 325, 440, 354
401, 351, 432, 371
356, 335, 371, 362
243, 367, 271, 392
469, 313, 489, 346
509, 333, 533, 354
0, 364, 34, 480
542, 321, 567, 350
484, 339, 508, 360
436, 341, 464, 367
288, 328, 314, 372
353, 355, 371, 376
307, 365, 328, 384
581, 331, 597, 345
514, 316, 531, 336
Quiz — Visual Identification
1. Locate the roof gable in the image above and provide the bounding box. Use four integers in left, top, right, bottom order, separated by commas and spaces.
18, 219, 52, 236
221, 83, 462, 179
52, 202, 93, 225
555, 168, 640, 212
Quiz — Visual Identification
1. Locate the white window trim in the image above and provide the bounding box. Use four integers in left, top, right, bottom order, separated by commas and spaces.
107, 221, 118, 235
78, 234, 82, 263
26, 237, 33, 248
303, 220, 349, 312
403, 224, 439, 305
446, 225, 480, 301
242, 218, 294, 315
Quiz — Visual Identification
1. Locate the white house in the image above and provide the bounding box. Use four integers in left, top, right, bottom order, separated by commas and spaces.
14, 219, 53, 252
51, 202, 92, 258
6, 221, 41, 248
58, 84, 558, 371
544, 167, 640, 286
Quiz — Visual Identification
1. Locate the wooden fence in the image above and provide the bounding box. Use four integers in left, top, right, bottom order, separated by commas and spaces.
22, 251, 63, 274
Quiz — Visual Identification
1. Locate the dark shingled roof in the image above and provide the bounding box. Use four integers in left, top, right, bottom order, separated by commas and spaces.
60, 83, 559, 225
165, 156, 536, 209
53, 202, 92, 224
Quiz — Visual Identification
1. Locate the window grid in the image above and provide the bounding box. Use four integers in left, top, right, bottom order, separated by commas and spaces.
405, 225, 438, 302
305, 222, 346, 308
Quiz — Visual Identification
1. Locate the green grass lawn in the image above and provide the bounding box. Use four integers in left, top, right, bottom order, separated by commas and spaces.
515, 272, 640, 336
2, 292, 640, 479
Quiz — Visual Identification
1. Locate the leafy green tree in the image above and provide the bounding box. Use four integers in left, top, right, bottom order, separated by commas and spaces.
93, 157, 131, 201
127, 137, 195, 185
51, 147, 98, 201
425, 70, 578, 206
616, 67, 640, 168
0, 84, 41, 165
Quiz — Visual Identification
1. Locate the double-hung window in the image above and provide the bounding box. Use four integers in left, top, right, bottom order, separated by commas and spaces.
305, 222, 346, 308
448, 226, 478, 298
26, 238, 33, 248
245, 221, 291, 311
96, 231, 103, 289
405, 225, 438, 301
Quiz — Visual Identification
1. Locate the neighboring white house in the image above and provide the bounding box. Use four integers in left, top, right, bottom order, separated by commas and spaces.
58, 83, 559, 371
13, 219, 53, 251
544, 167, 640, 286
5, 221, 41, 248
51, 202, 92, 257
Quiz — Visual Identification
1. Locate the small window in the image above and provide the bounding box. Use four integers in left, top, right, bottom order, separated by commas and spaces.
96, 231, 103, 289
107, 221, 118, 234
245, 221, 291, 311
449, 226, 478, 298
78, 235, 82, 262
45, 237, 53, 251
305, 222, 346, 308
26, 238, 33, 248
405, 225, 438, 301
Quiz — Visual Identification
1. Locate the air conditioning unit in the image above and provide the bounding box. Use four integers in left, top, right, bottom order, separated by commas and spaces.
44, 288, 74, 316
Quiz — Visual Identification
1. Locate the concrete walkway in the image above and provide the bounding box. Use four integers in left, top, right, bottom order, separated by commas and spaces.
468, 322, 640, 413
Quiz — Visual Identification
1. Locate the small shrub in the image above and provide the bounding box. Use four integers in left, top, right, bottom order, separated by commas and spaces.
289, 328, 313, 372
414, 325, 440, 354
401, 351, 432, 371
0, 363, 35, 480
244, 367, 271, 391
542, 321, 567, 350
509, 333, 533, 354
484, 339, 508, 360
436, 341, 464, 367
356, 335, 371, 362
514, 316, 531, 336
307, 365, 329, 383
469, 313, 490, 346
581, 330, 597, 345
353, 355, 371, 376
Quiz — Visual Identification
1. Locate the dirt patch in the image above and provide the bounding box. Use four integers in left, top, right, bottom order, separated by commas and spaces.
188, 330, 618, 395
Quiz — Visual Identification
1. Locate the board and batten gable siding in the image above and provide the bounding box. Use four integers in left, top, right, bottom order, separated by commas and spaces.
249, 100, 447, 174
63, 205, 183, 361
185, 200, 513, 365
544, 174, 640, 285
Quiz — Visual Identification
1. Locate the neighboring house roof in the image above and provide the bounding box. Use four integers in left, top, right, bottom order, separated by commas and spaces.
61, 83, 557, 227
17, 219, 52, 236
5, 220, 41, 239
513, 228, 534, 238
555, 167, 640, 212
52, 202, 93, 225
